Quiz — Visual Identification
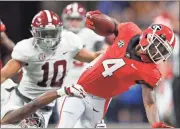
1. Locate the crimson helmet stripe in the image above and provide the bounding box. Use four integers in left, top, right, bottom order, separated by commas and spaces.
32, 12, 41, 25
44, 10, 52, 23
41, 10, 48, 25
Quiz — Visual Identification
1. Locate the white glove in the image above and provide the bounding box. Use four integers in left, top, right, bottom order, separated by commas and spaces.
96, 119, 107, 128
57, 84, 86, 98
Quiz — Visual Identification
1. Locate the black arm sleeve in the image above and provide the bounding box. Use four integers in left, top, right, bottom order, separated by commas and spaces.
135, 80, 153, 90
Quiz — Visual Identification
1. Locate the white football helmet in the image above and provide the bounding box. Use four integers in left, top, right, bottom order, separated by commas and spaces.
62, 2, 86, 33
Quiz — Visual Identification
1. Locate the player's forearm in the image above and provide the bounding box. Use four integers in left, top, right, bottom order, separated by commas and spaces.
74, 49, 103, 63
1, 74, 7, 84
32, 90, 60, 109
1, 59, 22, 84
84, 51, 102, 63
1, 90, 60, 124
1, 70, 9, 84
1, 32, 15, 52
142, 85, 160, 125
1, 102, 39, 124
144, 103, 160, 124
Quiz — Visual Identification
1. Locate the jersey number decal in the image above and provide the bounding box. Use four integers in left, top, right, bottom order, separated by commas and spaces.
102, 59, 125, 77
37, 60, 67, 87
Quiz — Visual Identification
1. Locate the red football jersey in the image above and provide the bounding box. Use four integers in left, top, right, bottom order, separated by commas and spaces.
78, 22, 162, 99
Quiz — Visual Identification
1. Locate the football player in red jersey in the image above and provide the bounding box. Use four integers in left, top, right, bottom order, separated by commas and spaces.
0, 21, 18, 109
0, 21, 15, 68
1, 10, 176, 128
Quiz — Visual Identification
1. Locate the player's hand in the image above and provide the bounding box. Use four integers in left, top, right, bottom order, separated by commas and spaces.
96, 119, 107, 128
65, 84, 86, 98
57, 84, 86, 98
152, 122, 174, 128
85, 10, 102, 30
0, 22, 6, 32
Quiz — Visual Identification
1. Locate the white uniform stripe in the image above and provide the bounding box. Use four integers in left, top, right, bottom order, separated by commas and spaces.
72, 3, 78, 12
169, 32, 175, 45
44, 10, 52, 23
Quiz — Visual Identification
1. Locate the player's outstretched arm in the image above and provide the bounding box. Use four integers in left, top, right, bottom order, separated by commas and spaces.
1, 32, 15, 52
142, 85, 174, 128
142, 85, 160, 124
1, 90, 59, 125
1, 84, 86, 125
1, 59, 22, 84
74, 48, 103, 63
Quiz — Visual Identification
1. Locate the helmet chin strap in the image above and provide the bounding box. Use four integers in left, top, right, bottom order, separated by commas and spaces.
140, 50, 153, 63
135, 44, 153, 63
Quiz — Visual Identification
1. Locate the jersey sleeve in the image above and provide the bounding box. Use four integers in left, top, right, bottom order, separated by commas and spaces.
11, 40, 29, 63
66, 31, 83, 58
117, 22, 142, 36
141, 67, 162, 88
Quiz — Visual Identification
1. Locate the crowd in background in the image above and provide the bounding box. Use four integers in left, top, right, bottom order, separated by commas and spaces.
0, 1, 179, 127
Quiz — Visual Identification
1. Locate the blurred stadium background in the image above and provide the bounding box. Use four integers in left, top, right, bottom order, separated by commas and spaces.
0, 1, 179, 128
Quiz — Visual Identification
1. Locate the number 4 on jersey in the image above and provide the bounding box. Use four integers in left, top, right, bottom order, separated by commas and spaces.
102, 59, 126, 77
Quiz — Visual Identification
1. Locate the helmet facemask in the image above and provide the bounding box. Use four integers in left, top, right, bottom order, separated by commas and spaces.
140, 27, 173, 64
31, 25, 63, 50
63, 15, 85, 33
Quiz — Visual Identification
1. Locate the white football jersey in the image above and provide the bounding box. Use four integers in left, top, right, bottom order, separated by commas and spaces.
62, 28, 105, 87
11, 30, 83, 99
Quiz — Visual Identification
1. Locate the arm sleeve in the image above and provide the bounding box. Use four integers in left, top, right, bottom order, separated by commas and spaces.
11, 40, 29, 63
68, 32, 83, 58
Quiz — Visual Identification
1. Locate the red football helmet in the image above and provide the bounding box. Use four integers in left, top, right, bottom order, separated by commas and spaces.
61, 2, 86, 33
31, 10, 63, 50
139, 24, 175, 64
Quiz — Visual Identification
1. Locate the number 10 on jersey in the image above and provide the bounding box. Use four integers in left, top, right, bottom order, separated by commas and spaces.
37, 60, 67, 87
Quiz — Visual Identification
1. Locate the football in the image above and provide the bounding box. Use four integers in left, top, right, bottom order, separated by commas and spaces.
91, 14, 115, 36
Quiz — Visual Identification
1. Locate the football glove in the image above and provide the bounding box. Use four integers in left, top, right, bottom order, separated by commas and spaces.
152, 122, 174, 128
57, 84, 86, 98
85, 10, 102, 30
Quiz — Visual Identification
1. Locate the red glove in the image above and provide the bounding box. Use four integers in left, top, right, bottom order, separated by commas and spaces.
0, 21, 6, 32
85, 10, 102, 30
152, 122, 174, 128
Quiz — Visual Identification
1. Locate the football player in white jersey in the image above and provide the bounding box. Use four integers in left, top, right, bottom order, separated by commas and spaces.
1, 10, 100, 128
61, 2, 105, 88
56, 3, 107, 128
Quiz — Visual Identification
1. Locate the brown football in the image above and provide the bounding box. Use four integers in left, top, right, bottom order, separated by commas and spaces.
91, 14, 115, 36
